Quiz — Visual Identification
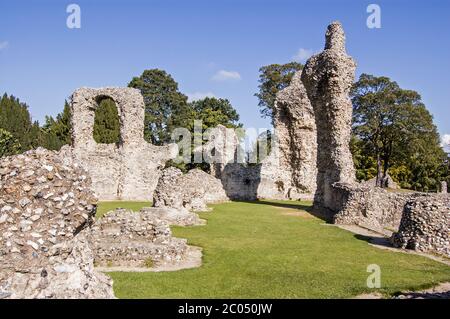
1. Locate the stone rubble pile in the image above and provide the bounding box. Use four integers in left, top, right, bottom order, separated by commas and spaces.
391, 195, 449, 256
0, 148, 114, 299
153, 167, 228, 213
91, 209, 188, 267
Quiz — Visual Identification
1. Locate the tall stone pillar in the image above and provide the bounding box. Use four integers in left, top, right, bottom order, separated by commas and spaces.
301, 22, 356, 215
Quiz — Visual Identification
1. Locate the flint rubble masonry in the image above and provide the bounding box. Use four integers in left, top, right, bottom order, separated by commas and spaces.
70, 88, 177, 201
0, 148, 114, 299
302, 21, 356, 215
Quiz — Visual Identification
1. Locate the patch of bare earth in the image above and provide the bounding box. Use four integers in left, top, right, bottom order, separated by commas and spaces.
275, 207, 316, 218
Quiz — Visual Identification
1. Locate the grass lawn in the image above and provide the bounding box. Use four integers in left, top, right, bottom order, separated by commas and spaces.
100, 200, 450, 298
96, 201, 152, 218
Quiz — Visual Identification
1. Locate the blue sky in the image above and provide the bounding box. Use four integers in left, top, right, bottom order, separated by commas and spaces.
1, 0, 449, 144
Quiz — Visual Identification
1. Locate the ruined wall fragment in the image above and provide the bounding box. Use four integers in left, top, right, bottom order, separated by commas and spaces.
273, 71, 317, 195
0, 148, 114, 299
70, 88, 177, 200
391, 195, 449, 256
302, 21, 356, 215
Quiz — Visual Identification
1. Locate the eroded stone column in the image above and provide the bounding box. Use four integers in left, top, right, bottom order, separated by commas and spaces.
301, 21, 356, 215
273, 71, 317, 195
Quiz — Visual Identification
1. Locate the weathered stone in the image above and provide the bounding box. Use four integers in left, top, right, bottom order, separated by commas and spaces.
153, 167, 228, 214
273, 71, 317, 196
391, 195, 449, 256
0, 148, 114, 299
201, 124, 315, 201
91, 209, 188, 267
68, 88, 178, 200
302, 21, 356, 215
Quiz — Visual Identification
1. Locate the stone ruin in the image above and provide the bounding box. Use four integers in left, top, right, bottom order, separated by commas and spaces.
153, 167, 229, 213
1, 21, 449, 300
300, 22, 449, 257
0, 148, 194, 298
391, 195, 449, 256
91, 209, 188, 268
70, 88, 177, 201
273, 71, 317, 196
301, 21, 357, 215
0, 148, 114, 299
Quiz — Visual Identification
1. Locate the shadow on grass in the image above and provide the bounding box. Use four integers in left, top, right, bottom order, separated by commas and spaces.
354, 233, 392, 248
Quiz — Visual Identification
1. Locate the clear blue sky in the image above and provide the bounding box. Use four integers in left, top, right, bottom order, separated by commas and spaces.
1, 0, 449, 140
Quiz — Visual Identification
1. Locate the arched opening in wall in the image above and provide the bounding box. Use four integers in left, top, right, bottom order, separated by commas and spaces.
93, 96, 120, 144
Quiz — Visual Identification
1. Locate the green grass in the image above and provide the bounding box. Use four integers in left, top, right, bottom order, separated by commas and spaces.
103, 200, 450, 298
96, 201, 152, 218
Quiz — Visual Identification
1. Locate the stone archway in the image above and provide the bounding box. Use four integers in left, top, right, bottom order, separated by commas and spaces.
70, 87, 177, 200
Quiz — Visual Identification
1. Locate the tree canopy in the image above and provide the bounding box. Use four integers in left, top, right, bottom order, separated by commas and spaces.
255, 62, 303, 122
351, 74, 448, 191
93, 97, 121, 144
128, 69, 190, 145
0, 128, 21, 157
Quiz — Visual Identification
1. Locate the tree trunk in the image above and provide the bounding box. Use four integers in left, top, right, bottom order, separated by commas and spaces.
376, 153, 383, 187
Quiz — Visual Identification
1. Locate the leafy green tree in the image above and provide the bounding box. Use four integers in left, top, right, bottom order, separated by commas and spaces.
351, 74, 448, 191
255, 62, 303, 122
189, 97, 240, 130
0, 93, 36, 152
93, 97, 120, 144
42, 100, 72, 150
171, 97, 242, 172
128, 69, 190, 145
0, 128, 21, 157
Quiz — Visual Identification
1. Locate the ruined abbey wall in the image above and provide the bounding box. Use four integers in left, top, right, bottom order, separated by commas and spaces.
70, 88, 177, 200
302, 22, 356, 215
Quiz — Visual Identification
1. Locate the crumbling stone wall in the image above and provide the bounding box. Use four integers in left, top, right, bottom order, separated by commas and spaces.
91, 209, 188, 267
70, 88, 177, 200
273, 71, 317, 195
153, 167, 229, 212
0, 148, 114, 299
201, 123, 315, 201
302, 22, 356, 215
391, 195, 449, 256
333, 183, 414, 231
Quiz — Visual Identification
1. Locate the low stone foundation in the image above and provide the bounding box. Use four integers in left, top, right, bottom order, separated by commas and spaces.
332, 183, 411, 231
391, 195, 449, 257
91, 209, 188, 268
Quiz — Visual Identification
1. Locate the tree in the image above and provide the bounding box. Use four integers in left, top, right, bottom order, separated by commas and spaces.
128, 69, 190, 145
351, 74, 447, 191
0, 128, 21, 157
171, 97, 242, 172
0, 93, 36, 152
42, 100, 72, 150
189, 97, 240, 130
255, 62, 303, 122
93, 97, 120, 144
